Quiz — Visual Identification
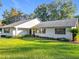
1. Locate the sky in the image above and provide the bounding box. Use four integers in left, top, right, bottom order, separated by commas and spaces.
0, 0, 79, 19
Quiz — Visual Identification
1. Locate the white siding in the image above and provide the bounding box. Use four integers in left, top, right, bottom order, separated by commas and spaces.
15, 18, 40, 28
12, 28, 29, 36
35, 28, 72, 40
2, 28, 29, 37
2, 28, 13, 36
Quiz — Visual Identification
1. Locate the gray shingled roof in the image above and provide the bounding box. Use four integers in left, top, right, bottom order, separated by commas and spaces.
33, 18, 78, 28
2, 18, 78, 28
3, 20, 30, 28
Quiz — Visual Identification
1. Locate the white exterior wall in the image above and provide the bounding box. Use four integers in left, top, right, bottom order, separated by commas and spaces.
2, 28, 29, 37
12, 28, 29, 36
35, 28, 72, 40
2, 28, 13, 36
15, 18, 40, 28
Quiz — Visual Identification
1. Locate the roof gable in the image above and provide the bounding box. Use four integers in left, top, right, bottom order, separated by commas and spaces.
3, 18, 41, 28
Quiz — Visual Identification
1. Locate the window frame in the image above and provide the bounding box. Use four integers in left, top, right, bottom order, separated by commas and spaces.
55, 28, 66, 34
36, 28, 46, 34
4, 28, 10, 33
42, 28, 46, 33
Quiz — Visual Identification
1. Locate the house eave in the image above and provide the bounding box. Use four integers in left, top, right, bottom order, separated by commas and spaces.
33, 26, 74, 28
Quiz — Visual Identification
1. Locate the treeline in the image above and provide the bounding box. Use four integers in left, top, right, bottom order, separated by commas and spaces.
1, 0, 79, 25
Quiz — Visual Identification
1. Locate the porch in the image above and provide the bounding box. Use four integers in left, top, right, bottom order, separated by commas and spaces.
0, 27, 33, 37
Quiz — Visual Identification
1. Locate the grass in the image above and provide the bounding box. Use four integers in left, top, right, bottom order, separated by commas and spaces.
0, 37, 79, 59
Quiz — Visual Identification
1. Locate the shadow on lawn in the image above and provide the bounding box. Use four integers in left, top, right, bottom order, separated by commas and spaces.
20, 37, 62, 43
19, 35, 70, 43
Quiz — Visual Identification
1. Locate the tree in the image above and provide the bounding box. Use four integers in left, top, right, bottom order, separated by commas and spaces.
2, 8, 23, 25
34, 0, 76, 21
49, 0, 75, 20
34, 4, 48, 21
70, 28, 78, 41
3, 9, 10, 18
29, 13, 36, 19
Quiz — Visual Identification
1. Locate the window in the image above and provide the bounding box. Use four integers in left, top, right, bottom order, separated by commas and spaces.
42, 28, 46, 33
4, 28, 10, 33
55, 28, 66, 34
36, 28, 46, 34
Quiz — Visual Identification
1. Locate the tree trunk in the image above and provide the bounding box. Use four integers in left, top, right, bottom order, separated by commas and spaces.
72, 33, 76, 41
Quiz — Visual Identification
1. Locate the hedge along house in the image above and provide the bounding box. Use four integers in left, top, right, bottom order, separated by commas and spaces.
0, 18, 40, 37
33, 18, 78, 40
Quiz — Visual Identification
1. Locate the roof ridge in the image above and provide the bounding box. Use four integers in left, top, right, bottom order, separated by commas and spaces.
42, 18, 78, 23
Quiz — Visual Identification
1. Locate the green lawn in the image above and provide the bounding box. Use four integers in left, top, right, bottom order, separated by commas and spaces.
0, 37, 79, 59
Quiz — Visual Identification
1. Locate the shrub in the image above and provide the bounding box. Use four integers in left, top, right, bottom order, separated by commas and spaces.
57, 38, 69, 42
1, 35, 12, 38
69, 28, 78, 41
19, 35, 33, 39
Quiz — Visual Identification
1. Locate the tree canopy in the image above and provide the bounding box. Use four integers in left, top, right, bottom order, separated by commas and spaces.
34, 4, 48, 21
2, 8, 24, 25
34, 0, 76, 21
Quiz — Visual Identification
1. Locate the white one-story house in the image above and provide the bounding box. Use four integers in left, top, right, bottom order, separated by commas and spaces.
0, 18, 78, 40
0, 18, 40, 37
